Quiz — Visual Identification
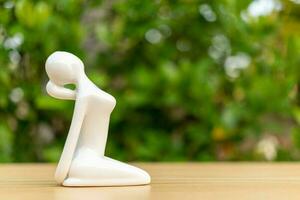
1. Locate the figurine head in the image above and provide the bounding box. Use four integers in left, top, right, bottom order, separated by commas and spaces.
45, 51, 84, 86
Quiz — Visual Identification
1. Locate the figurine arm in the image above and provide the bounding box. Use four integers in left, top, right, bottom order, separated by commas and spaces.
46, 81, 76, 100
54, 98, 87, 184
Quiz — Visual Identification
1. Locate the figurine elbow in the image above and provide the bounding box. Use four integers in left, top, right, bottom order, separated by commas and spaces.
46, 81, 76, 100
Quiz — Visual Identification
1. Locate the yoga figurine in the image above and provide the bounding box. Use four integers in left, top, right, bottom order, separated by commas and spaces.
45, 51, 151, 186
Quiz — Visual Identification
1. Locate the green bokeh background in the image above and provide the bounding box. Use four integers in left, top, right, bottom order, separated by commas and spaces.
1, 0, 300, 162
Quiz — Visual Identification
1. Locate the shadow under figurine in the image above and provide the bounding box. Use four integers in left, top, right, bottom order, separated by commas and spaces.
45, 51, 151, 186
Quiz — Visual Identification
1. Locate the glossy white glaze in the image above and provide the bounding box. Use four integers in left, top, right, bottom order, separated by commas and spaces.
45, 51, 150, 186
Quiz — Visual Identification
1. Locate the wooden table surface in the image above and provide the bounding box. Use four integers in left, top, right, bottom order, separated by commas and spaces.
1, 163, 300, 200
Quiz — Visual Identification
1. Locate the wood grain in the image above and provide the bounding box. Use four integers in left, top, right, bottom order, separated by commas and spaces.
1, 163, 300, 200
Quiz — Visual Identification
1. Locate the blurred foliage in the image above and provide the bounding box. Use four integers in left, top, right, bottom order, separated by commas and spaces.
1, 0, 300, 162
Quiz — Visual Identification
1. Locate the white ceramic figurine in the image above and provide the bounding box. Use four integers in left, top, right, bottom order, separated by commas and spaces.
45, 51, 151, 186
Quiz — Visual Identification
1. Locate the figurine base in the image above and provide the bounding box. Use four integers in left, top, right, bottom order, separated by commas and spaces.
63, 177, 150, 187
62, 154, 151, 187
